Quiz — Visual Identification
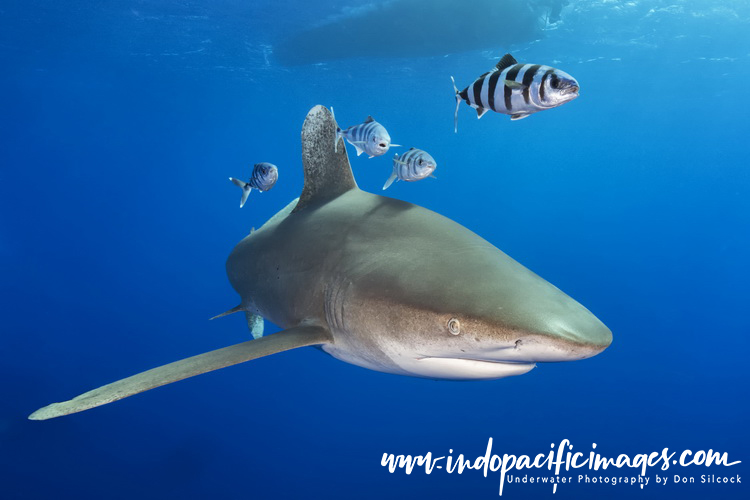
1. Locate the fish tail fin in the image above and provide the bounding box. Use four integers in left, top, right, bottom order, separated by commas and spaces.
451, 76, 461, 134
229, 177, 251, 207
331, 106, 342, 153
382, 171, 398, 191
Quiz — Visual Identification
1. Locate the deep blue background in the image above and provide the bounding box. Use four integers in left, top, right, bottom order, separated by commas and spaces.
1, 1, 748, 499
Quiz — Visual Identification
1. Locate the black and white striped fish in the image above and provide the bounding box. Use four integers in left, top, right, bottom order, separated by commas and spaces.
332, 108, 400, 158
229, 162, 278, 208
451, 53, 579, 132
383, 148, 436, 190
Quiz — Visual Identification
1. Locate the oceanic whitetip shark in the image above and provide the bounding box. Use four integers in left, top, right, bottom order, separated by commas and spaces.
29, 105, 611, 420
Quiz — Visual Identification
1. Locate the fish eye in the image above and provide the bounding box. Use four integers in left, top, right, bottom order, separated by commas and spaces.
550, 74, 560, 89
447, 318, 461, 335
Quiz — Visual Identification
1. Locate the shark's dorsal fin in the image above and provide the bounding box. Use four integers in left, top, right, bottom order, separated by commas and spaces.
495, 53, 517, 71
295, 105, 358, 213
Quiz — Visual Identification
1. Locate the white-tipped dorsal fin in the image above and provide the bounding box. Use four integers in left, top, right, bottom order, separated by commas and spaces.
295, 106, 358, 213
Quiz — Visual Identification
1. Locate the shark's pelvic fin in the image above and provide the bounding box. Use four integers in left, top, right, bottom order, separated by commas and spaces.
295, 105, 358, 213
209, 304, 245, 320
246, 312, 264, 339
28, 325, 333, 420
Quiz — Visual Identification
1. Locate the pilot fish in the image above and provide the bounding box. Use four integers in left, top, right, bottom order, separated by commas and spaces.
451, 53, 580, 132
383, 147, 436, 190
331, 108, 400, 158
229, 162, 278, 208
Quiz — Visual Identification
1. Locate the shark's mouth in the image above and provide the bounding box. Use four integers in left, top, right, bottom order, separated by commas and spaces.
413, 356, 536, 381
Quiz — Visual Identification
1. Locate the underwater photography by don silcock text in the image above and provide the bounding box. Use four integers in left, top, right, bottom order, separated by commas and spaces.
1, 1, 748, 499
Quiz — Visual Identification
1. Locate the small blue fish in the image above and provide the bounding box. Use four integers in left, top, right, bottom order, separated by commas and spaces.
229, 162, 278, 208
331, 108, 400, 158
383, 148, 437, 190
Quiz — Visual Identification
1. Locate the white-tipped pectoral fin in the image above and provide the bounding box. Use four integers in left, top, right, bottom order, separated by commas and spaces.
510, 113, 530, 121
28, 325, 333, 421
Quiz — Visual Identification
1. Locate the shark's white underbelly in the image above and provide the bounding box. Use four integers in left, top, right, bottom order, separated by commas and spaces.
321, 339, 536, 381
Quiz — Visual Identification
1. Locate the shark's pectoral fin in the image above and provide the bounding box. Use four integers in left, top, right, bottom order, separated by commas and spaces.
28, 325, 332, 421
245, 312, 264, 339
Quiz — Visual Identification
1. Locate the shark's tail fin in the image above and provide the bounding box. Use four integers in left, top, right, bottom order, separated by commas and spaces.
229, 177, 252, 208
451, 76, 461, 134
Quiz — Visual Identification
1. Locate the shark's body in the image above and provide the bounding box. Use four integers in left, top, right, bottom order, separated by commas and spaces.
29, 106, 611, 420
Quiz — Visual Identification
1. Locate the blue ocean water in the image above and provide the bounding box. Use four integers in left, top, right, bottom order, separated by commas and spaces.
1, 1, 748, 499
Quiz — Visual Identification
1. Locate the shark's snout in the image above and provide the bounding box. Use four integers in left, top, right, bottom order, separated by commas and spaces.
503, 309, 612, 363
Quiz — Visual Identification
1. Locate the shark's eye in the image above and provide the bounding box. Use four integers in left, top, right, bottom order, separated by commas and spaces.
447, 318, 461, 335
